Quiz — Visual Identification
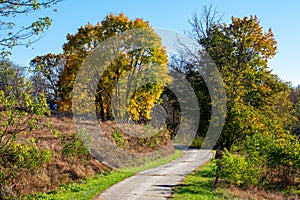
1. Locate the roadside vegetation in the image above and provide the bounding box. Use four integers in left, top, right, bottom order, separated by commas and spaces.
174, 159, 299, 200
173, 161, 233, 200
24, 150, 183, 200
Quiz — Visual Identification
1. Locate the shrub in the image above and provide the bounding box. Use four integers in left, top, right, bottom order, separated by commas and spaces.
112, 129, 125, 147
58, 129, 90, 159
243, 133, 300, 187
191, 137, 203, 148
0, 140, 52, 199
0, 62, 51, 199
227, 133, 300, 188
219, 149, 261, 187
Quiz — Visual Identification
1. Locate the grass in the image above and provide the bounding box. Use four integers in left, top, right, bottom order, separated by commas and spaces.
173, 159, 300, 200
24, 150, 183, 200
172, 160, 237, 200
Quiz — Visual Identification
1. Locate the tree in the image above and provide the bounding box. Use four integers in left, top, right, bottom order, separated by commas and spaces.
187, 8, 294, 150
290, 85, 300, 136
166, 6, 222, 140
30, 53, 65, 99
0, 0, 62, 57
58, 13, 170, 122
0, 59, 50, 198
0, 59, 27, 98
289, 85, 300, 104
167, 54, 211, 139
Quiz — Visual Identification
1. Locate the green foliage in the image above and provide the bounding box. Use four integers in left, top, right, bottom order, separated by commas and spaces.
0, 84, 49, 156
0, 0, 62, 57
290, 88, 300, 136
0, 60, 50, 154
188, 11, 299, 190
112, 129, 125, 147
58, 130, 90, 158
0, 139, 52, 199
212, 16, 294, 150
3, 141, 52, 169
219, 133, 300, 188
191, 137, 204, 148
241, 133, 300, 187
172, 9, 295, 150
219, 149, 261, 187
0, 60, 51, 199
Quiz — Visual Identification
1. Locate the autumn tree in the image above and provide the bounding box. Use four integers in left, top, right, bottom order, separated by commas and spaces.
58, 13, 170, 122
186, 8, 295, 150
179, 6, 299, 189
30, 53, 65, 99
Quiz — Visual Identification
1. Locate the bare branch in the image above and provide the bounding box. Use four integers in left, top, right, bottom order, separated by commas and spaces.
187, 4, 223, 46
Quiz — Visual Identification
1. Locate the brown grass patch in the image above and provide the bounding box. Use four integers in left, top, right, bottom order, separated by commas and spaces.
217, 181, 300, 200
3, 113, 174, 198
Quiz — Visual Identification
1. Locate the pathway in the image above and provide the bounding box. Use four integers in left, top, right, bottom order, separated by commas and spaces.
95, 148, 213, 200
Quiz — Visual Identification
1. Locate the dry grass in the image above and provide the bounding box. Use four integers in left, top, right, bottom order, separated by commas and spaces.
3, 112, 174, 198
8, 115, 110, 197
217, 181, 300, 200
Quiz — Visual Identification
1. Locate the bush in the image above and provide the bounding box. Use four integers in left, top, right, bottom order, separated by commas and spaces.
3, 140, 52, 169
219, 149, 261, 187
0, 140, 52, 199
243, 133, 300, 187
112, 129, 125, 147
191, 137, 203, 148
58, 129, 90, 159
225, 133, 300, 188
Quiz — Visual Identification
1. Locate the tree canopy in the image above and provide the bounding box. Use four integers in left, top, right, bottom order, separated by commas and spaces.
30, 53, 65, 99
181, 8, 295, 150
57, 13, 170, 122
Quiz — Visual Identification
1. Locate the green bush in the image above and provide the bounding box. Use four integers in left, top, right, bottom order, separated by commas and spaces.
0, 140, 52, 199
58, 130, 90, 158
226, 133, 300, 188
243, 133, 300, 187
220, 149, 261, 187
191, 137, 203, 148
5, 140, 52, 169
112, 129, 125, 147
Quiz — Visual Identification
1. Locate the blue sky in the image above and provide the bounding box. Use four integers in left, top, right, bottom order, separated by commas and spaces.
7, 0, 300, 86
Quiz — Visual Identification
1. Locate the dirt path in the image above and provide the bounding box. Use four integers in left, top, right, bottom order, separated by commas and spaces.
95, 149, 213, 200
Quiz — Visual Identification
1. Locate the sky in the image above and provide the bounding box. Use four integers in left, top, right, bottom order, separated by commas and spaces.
7, 0, 300, 86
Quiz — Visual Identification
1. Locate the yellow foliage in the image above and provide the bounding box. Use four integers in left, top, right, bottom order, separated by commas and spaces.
57, 13, 170, 122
